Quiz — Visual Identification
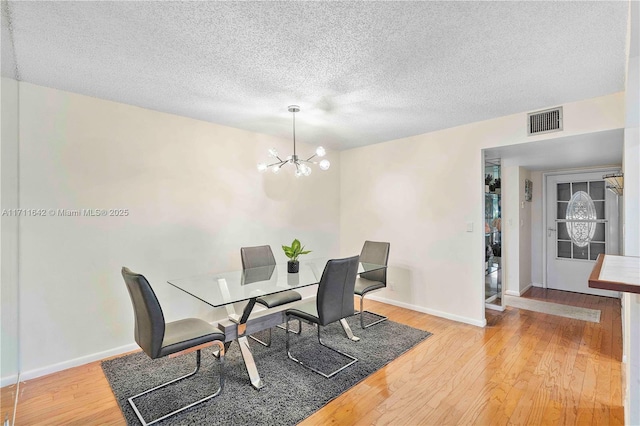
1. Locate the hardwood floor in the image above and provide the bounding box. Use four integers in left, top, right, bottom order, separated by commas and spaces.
9, 293, 623, 425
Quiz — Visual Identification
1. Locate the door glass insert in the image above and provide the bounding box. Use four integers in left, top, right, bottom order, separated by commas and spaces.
590, 242, 605, 260
557, 241, 572, 258
573, 243, 588, 259
589, 181, 605, 200
557, 183, 571, 201
572, 181, 588, 193
566, 191, 596, 247
556, 181, 606, 260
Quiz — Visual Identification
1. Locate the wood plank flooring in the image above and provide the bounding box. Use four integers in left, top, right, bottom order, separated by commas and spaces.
8, 291, 623, 425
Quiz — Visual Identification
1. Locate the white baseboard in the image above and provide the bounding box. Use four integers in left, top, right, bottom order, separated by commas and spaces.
366, 294, 487, 327
505, 283, 534, 297
485, 302, 505, 312
16, 293, 487, 381
0, 374, 19, 388
19, 343, 138, 382
485, 294, 498, 304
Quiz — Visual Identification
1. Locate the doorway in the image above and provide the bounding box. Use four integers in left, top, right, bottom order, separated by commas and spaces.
485, 159, 503, 309
544, 169, 620, 297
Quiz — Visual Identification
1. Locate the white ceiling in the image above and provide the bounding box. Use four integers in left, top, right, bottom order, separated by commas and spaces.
1, 1, 629, 151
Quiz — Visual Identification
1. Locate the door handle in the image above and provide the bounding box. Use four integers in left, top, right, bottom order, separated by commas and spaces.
548, 228, 556, 237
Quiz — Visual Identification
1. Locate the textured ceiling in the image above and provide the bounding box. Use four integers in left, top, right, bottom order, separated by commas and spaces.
2, 1, 629, 150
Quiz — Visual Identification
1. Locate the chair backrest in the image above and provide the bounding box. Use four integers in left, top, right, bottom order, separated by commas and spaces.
316, 255, 360, 326
121, 267, 165, 359
359, 240, 390, 284
241, 245, 276, 269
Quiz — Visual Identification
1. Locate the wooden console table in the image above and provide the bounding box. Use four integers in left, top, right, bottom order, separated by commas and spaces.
589, 254, 640, 294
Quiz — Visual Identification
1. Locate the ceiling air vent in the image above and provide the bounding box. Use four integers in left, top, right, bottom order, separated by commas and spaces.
528, 106, 563, 135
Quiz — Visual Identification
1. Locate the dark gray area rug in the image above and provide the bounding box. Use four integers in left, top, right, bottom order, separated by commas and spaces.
102, 314, 431, 425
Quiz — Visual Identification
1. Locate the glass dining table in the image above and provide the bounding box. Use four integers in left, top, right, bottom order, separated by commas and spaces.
167, 257, 386, 389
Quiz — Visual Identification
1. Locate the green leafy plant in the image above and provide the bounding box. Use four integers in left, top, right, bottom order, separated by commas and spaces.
485, 174, 494, 185
282, 239, 311, 262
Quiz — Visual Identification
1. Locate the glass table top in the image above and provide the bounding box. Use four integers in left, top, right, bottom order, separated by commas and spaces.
167, 257, 386, 307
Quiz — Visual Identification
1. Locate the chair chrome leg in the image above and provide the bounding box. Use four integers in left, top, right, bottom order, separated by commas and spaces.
357, 295, 388, 329
249, 318, 302, 347
276, 318, 302, 334
128, 342, 225, 426
248, 327, 272, 347
286, 315, 358, 379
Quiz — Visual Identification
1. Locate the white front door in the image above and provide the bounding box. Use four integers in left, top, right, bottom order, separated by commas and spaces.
545, 170, 620, 297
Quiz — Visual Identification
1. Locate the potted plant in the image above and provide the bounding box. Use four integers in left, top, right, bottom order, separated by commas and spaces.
494, 178, 501, 194
282, 239, 311, 273
485, 175, 493, 193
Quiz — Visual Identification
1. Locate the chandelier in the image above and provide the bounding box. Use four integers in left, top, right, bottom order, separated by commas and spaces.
257, 105, 330, 177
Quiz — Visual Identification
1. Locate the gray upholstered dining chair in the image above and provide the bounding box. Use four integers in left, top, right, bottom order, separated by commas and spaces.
285, 255, 360, 378
355, 240, 391, 329
121, 267, 226, 426
241, 245, 302, 347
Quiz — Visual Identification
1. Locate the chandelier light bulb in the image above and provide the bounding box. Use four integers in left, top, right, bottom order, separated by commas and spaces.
295, 169, 303, 178
268, 148, 278, 158
257, 162, 268, 172
319, 159, 331, 170
315, 146, 326, 157
272, 165, 281, 174
300, 164, 312, 176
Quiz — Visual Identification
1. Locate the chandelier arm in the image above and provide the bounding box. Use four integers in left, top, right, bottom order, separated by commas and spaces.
304, 154, 317, 162
266, 160, 287, 168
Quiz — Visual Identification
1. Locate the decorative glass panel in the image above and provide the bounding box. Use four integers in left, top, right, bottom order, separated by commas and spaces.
557, 183, 571, 201
594, 201, 605, 219
558, 241, 571, 258
557, 202, 568, 220
557, 224, 570, 240
565, 191, 597, 248
589, 181, 605, 200
592, 223, 605, 242
590, 243, 605, 260
572, 182, 588, 194
573, 243, 588, 260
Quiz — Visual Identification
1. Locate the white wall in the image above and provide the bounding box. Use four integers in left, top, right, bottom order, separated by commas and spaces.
518, 168, 532, 294
340, 92, 625, 327
530, 170, 544, 287
1, 77, 20, 388
15, 82, 341, 378
502, 165, 532, 296
502, 164, 519, 296
622, 2, 640, 423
